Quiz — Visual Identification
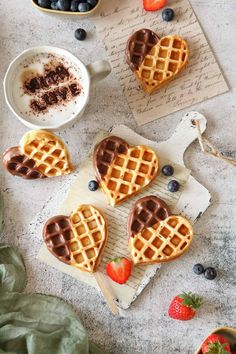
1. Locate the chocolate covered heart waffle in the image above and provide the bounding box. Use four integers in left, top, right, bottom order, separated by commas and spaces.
3, 130, 73, 179
93, 136, 159, 206
128, 196, 193, 264
43, 205, 107, 273
126, 29, 189, 94
127, 196, 171, 238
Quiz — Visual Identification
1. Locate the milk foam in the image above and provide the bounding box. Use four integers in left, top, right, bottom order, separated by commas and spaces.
12, 52, 87, 127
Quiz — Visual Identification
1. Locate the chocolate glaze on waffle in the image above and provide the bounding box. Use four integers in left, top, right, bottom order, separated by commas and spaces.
126, 29, 159, 71
43, 215, 72, 264
127, 196, 171, 237
93, 136, 129, 181
3, 146, 46, 179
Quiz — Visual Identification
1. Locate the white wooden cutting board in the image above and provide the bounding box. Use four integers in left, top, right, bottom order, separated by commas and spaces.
37, 111, 211, 309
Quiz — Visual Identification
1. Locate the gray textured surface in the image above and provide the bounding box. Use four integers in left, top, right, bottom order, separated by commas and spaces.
0, 1, 236, 353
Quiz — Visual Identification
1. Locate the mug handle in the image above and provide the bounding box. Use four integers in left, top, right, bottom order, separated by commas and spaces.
86, 60, 111, 84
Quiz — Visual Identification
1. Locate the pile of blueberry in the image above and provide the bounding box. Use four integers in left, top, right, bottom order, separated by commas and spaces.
37, 0, 98, 12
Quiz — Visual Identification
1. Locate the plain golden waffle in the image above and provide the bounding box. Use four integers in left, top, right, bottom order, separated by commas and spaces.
135, 35, 189, 94
69, 205, 107, 272
20, 130, 73, 177
43, 205, 107, 273
94, 136, 159, 206
129, 215, 193, 265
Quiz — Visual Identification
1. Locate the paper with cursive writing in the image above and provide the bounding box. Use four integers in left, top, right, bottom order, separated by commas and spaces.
92, 0, 228, 125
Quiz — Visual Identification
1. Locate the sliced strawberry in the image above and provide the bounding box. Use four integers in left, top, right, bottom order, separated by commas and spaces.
201, 334, 231, 354
143, 0, 167, 12
106, 258, 132, 284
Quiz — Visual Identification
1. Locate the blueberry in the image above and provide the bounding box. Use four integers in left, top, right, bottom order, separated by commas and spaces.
78, 2, 90, 12
204, 267, 217, 280
75, 28, 87, 41
168, 180, 180, 192
162, 165, 174, 176
51, 1, 59, 10
162, 8, 175, 22
70, 0, 80, 11
87, 0, 97, 8
57, 0, 70, 11
38, 0, 51, 8
88, 180, 99, 191
193, 263, 205, 275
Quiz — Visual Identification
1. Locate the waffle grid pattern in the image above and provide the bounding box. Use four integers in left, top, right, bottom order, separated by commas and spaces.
95, 136, 129, 180
130, 216, 193, 264
22, 131, 72, 177
136, 35, 189, 94
43, 216, 72, 263
101, 146, 159, 206
129, 197, 171, 237
5, 149, 45, 179
127, 29, 159, 71
70, 205, 107, 272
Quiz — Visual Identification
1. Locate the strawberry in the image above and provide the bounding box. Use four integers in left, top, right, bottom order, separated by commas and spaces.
106, 258, 132, 284
201, 334, 231, 353
143, 0, 167, 12
168, 292, 203, 321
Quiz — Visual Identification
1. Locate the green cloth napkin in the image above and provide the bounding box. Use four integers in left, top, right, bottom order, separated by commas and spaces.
0, 224, 106, 354
0, 244, 26, 293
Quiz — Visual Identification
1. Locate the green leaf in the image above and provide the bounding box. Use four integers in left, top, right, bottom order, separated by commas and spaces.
178, 292, 203, 309
206, 341, 230, 354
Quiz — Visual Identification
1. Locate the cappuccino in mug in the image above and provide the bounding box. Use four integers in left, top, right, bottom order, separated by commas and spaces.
4, 46, 111, 130
13, 52, 87, 125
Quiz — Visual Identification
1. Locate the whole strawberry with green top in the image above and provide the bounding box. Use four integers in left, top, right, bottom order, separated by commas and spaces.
201, 334, 231, 353
168, 292, 203, 321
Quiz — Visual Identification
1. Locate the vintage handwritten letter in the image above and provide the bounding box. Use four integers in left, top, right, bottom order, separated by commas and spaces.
92, 0, 228, 125
38, 127, 190, 308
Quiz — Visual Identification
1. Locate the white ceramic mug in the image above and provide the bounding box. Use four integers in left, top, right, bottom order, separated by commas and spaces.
3, 46, 111, 130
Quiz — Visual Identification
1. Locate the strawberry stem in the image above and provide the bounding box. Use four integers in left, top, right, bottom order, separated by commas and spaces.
178, 292, 203, 309
206, 341, 230, 354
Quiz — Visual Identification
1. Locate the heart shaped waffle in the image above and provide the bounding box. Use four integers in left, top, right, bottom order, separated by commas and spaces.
43, 205, 107, 272
128, 196, 193, 264
3, 130, 73, 179
93, 136, 159, 206
126, 29, 189, 94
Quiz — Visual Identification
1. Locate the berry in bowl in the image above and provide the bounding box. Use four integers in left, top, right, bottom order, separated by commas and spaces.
32, 0, 101, 16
